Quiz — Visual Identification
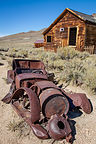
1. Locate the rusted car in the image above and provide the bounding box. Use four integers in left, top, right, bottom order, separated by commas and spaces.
2, 59, 92, 143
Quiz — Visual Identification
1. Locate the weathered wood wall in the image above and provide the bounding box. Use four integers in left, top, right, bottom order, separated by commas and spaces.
85, 24, 96, 52
44, 11, 86, 52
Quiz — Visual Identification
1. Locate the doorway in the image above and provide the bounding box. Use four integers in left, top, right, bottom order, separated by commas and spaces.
69, 27, 77, 46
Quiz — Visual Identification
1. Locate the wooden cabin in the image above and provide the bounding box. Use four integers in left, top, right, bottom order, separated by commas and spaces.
34, 39, 44, 48
43, 8, 96, 53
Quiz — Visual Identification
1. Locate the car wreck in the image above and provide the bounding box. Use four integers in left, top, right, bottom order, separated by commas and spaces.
2, 59, 92, 143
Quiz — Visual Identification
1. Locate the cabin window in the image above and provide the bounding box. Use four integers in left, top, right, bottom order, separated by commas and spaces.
47, 36, 52, 42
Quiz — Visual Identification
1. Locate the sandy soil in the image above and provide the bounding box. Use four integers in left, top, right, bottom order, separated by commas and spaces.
0, 59, 96, 144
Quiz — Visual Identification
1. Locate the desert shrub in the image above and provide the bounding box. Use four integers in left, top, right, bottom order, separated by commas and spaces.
84, 67, 96, 92
57, 47, 77, 60
19, 50, 28, 58
76, 51, 90, 60
29, 47, 96, 93
29, 50, 43, 60
46, 60, 54, 70
57, 47, 89, 60
56, 56, 96, 93
29, 48, 44, 60
38, 51, 49, 61
3, 45, 96, 93
83, 56, 96, 67
0, 62, 4, 66
52, 59, 65, 70
81, 56, 96, 92
0, 53, 6, 60
7, 58, 12, 67
42, 52, 59, 68
6, 49, 28, 58
46, 51, 59, 61
0, 47, 9, 52
0, 52, 3, 56
5, 48, 17, 57
7, 51, 16, 58
57, 58, 85, 85
29, 50, 59, 70
33, 51, 62, 71
1, 55, 6, 60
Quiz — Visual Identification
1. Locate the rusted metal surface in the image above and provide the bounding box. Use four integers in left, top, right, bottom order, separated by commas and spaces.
11, 87, 40, 123
12, 59, 46, 70
28, 122, 49, 139
39, 88, 69, 118
31, 124, 49, 139
2, 59, 92, 143
47, 114, 72, 141
15, 73, 48, 89
31, 80, 59, 96
7, 59, 47, 84
66, 92, 92, 114
2, 82, 16, 104
7, 70, 15, 83
33, 80, 59, 91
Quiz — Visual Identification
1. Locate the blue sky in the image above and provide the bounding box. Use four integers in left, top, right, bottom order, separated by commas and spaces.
0, 0, 96, 36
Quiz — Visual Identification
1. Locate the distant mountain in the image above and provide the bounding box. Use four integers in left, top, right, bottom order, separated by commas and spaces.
0, 28, 46, 43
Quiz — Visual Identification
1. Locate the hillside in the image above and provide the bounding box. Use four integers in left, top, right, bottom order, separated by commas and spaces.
0, 28, 46, 50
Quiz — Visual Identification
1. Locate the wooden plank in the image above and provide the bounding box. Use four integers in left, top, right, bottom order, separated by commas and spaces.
84, 45, 95, 54
85, 24, 96, 49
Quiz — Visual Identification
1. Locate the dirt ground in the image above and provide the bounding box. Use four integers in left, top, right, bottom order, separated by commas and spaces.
0, 59, 96, 144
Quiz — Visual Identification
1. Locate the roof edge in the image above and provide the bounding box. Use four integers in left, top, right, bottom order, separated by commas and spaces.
43, 8, 85, 35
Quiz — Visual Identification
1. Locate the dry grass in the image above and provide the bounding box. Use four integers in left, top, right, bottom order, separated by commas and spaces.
0, 47, 9, 52
0, 43, 95, 144
7, 120, 31, 138
0, 33, 96, 93
27, 47, 96, 93
4, 47, 96, 93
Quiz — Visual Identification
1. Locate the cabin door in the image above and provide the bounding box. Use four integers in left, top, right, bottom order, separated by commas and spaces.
69, 27, 77, 46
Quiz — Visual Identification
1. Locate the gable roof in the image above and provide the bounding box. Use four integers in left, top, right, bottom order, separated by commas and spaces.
71, 9, 96, 23
43, 8, 96, 35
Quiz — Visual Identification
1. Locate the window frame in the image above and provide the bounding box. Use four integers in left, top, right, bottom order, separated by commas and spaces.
60, 28, 65, 32
46, 35, 52, 43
